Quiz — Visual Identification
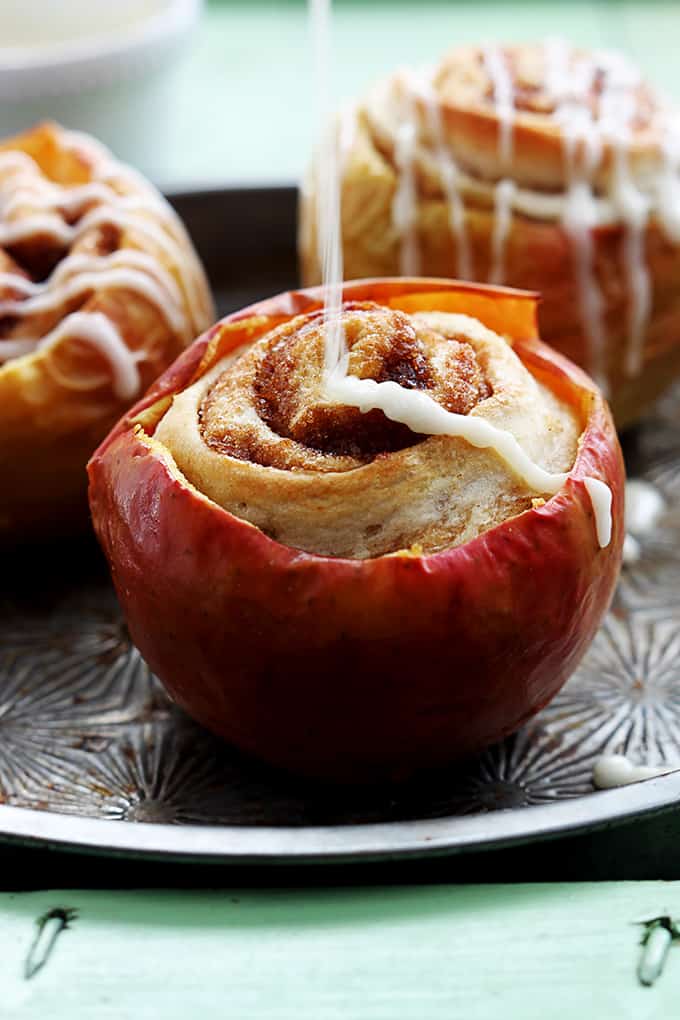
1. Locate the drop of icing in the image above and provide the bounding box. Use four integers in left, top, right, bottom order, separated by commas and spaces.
593, 754, 676, 789
625, 478, 665, 535
584, 476, 613, 548
622, 533, 642, 564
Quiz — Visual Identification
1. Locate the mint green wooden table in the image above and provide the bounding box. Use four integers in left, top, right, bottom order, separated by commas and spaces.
5, 3, 680, 1015
3, 884, 680, 1017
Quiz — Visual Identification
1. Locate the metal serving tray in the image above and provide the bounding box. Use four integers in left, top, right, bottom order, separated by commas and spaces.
2, 186, 680, 865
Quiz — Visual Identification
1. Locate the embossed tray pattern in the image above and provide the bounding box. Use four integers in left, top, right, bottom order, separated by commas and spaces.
1, 188, 680, 863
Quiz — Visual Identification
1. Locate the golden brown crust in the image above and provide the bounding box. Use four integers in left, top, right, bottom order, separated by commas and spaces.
0, 123, 214, 539
427, 44, 662, 190
299, 44, 680, 424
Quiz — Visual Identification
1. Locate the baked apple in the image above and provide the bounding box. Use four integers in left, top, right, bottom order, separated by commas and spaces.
88, 279, 624, 782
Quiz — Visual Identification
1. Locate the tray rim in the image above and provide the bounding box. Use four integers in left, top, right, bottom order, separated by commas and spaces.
1, 770, 679, 864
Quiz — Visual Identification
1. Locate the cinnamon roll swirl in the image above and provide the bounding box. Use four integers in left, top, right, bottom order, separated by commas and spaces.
155, 297, 579, 558
300, 42, 680, 425
0, 122, 213, 538
89, 279, 624, 780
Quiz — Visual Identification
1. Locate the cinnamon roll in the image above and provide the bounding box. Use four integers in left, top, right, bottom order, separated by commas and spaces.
300, 42, 680, 425
89, 279, 624, 781
0, 122, 213, 539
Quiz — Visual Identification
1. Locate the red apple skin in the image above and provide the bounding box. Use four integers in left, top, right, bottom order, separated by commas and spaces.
88, 279, 625, 782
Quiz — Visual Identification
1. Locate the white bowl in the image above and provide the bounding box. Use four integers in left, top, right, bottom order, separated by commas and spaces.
0, 0, 200, 181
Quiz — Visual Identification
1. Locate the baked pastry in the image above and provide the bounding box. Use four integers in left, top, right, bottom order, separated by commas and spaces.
0, 122, 213, 539
89, 278, 623, 782
300, 42, 680, 426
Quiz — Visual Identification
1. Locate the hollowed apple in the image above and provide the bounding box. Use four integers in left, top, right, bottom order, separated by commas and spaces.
88, 279, 624, 782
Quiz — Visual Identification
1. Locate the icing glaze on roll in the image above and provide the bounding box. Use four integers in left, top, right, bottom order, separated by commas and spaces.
392, 77, 420, 276
411, 70, 471, 279
0, 129, 212, 398
39, 311, 143, 400
304, 42, 680, 408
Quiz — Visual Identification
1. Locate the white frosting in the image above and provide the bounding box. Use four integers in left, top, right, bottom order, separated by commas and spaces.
324, 313, 573, 496
561, 179, 608, 389
326, 368, 570, 494
38, 311, 142, 400
483, 45, 514, 167
0, 261, 184, 335
489, 178, 515, 284
544, 43, 655, 384
625, 478, 665, 534
658, 109, 680, 242
584, 475, 613, 548
483, 45, 515, 285
622, 533, 642, 563
0, 337, 36, 359
369, 42, 676, 387
392, 78, 420, 275
0, 135, 208, 382
597, 52, 652, 378
547, 43, 609, 388
593, 754, 675, 789
413, 71, 471, 279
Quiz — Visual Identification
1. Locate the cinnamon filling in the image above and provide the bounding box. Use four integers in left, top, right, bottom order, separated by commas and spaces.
199, 302, 492, 469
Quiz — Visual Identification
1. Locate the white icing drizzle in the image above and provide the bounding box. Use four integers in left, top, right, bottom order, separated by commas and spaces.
327, 366, 569, 494
392, 77, 420, 275
597, 51, 651, 378
0, 258, 185, 336
409, 70, 471, 279
38, 311, 142, 400
483, 45, 515, 286
658, 108, 680, 242
0, 338, 36, 360
483, 45, 515, 167
324, 313, 573, 498
546, 40, 608, 389
489, 178, 515, 284
584, 475, 613, 548
359, 40, 675, 363
0, 135, 209, 382
0, 199, 202, 331
593, 754, 676, 789
544, 41, 656, 385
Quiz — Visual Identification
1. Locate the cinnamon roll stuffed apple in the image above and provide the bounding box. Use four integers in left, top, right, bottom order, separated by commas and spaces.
0, 123, 213, 539
89, 279, 624, 782
300, 42, 680, 426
